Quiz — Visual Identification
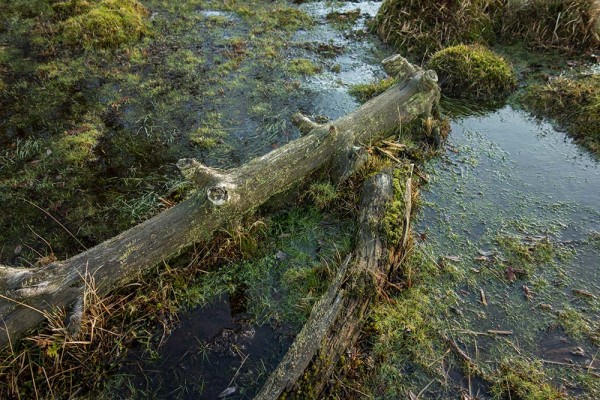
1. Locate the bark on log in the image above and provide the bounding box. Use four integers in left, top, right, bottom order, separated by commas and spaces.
0, 56, 439, 348
255, 171, 396, 400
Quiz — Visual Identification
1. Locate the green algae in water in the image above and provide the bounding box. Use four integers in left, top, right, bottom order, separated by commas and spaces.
400, 103, 600, 398
288, 58, 321, 75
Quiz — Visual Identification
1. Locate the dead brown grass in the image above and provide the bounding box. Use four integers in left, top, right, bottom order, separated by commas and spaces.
0, 230, 250, 399
498, 0, 600, 51
375, 0, 600, 57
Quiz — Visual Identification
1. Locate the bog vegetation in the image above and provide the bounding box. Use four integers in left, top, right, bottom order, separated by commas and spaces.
0, 0, 599, 399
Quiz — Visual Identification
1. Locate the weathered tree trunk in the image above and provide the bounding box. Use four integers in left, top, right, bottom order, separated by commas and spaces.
255, 169, 405, 400
0, 56, 439, 348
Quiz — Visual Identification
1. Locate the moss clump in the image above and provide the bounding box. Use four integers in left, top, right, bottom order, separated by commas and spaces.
349, 77, 396, 103
326, 9, 361, 28
52, 124, 102, 167
60, 0, 149, 48
374, 0, 496, 57
382, 166, 411, 245
490, 358, 564, 400
288, 58, 321, 75
521, 75, 600, 155
307, 182, 338, 209
427, 44, 516, 101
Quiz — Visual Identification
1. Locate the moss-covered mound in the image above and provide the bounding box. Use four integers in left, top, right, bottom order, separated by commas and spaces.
522, 75, 600, 155
60, 0, 149, 49
427, 44, 516, 101
374, 0, 496, 57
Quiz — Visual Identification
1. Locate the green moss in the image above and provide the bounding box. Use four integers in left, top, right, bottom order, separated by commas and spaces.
349, 77, 396, 103
164, 49, 205, 79
60, 0, 149, 49
382, 166, 411, 245
490, 358, 564, 400
427, 44, 516, 101
288, 58, 320, 76
368, 247, 453, 397
521, 75, 600, 155
556, 308, 599, 344
52, 124, 102, 167
307, 182, 338, 209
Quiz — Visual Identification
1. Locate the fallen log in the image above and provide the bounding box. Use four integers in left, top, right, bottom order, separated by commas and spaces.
0, 55, 440, 348
256, 170, 397, 400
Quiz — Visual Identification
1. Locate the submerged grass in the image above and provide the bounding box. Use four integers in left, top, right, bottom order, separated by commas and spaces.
0, 0, 317, 265
521, 75, 600, 155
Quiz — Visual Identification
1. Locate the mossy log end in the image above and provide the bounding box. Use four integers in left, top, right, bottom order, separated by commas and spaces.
256, 171, 395, 400
0, 56, 439, 348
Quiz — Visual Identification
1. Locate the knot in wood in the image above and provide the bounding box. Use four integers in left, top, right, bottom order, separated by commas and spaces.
207, 186, 229, 206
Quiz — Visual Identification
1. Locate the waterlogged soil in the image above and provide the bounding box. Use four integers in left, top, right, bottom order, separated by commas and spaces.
4, 0, 600, 398
94, 2, 600, 398
410, 101, 600, 397
104, 3, 391, 398
116, 294, 293, 399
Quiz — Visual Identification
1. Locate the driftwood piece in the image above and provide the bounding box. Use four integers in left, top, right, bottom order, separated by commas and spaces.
0, 56, 439, 348
255, 171, 397, 399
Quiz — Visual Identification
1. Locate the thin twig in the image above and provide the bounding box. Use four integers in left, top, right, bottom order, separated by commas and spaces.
0, 294, 45, 315
227, 353, 249, 388
541, 359, 599, 371
22, 198, 87, 250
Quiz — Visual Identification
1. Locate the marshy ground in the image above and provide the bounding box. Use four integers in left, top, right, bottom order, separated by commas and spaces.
1, 0, 599, 399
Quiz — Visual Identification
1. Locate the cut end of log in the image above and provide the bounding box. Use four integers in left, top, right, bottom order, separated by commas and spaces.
419, 70, 439, 91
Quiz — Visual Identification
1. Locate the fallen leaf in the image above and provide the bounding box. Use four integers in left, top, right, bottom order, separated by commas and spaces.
522, 285, 533, 300
275, 251, 288, 260
218, 387, 236, 398
443, 255, 461, 262
505, 266, 516, 283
